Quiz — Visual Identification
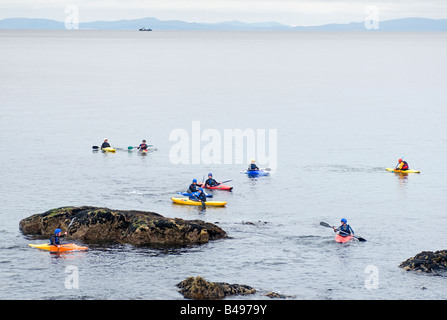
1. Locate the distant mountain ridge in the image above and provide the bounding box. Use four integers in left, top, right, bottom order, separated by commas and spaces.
1, 17, 447, 31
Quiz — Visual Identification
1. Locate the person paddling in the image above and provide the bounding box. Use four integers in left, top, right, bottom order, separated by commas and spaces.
195, 188, 207, 203
138, 139, 149, 151
204, 173, 220, 187
396, 158, 410, 171
101, 138, 111, 149
248, 159, 259, 171
333, 218, 354, 238
49, 228, 67, 247
188, 179, 201, 193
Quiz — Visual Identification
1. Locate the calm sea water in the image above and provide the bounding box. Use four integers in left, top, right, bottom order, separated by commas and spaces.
1, 30, 447, 300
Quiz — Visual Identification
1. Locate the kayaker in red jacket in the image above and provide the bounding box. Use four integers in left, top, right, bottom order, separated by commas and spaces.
396, 159, 409, 170
138, 139, 149, 151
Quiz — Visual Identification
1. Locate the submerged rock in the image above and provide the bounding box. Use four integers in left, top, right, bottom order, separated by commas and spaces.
19, 206, 227, 246
399, 250, 447, 273
264, 291, 295, 299
176, 276, 256, 300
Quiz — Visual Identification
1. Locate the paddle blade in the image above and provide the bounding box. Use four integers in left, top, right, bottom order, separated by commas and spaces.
320, 222, 332, 228
92, 146, 99, 149
356, 236, 367, 242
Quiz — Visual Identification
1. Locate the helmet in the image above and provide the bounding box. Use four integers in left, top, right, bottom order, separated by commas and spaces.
398, 159, 403, 163
341, 218, 347, 223
208, 173, 213, 177
198, 188, 204, 191
192, 179, 197, 183
55, 228, 61, 234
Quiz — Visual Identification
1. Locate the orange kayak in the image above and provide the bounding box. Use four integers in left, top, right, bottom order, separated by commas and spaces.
335, 234, 353, 243
28, 243, 88, 252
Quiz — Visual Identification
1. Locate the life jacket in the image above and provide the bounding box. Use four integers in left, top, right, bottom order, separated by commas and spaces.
248, 164, 259, 171
197, 192, 207, 202
139, 143, 148, 150
206, 178, 218, 186
400, 161, 409, 170
188, 184, 199, 193
339, 224, 352, 237
49, 235, 60, 246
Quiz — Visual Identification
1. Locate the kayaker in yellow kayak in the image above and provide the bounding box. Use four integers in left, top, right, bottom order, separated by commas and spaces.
248, 159, 259, 171
333, 219, 355, 237
195, 188, 207, 203
396, 158, 410, 171
49, 228, 67, 247
101, 138, 111, 149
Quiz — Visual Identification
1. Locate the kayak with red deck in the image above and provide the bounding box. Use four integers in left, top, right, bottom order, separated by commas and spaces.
198, 182, 233, 191
28, 243, 88, 252
335, 234, 353, 243
320, 221, 366, 242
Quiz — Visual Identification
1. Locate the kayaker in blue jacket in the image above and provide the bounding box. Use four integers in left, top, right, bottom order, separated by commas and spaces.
205, 173, 220, 187
49, 228, 67, 247
248, 159, 259, 171
188, 179, 201, 193
101, 139, 111, 149
333, 219, 354, 237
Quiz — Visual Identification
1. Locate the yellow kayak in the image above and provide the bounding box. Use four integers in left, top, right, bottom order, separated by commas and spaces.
171, 197, 227, 207
102, 147, 116, 153
386, 168, 420, 173
29, 243, 88, 252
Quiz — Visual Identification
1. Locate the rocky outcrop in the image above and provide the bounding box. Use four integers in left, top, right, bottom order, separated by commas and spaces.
399, 250, 447, 273
176, 276, 256, 300
19, 206, 227, 246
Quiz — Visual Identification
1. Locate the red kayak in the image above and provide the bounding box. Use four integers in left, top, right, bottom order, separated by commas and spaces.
198, 183, 233, 191
335, 234, 353, 243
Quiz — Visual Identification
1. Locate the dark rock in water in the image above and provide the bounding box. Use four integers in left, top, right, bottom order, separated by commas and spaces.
19, 206, 227, 246
176, 276, 256, 300
399, 250, 447, 273
264, 291, 295, 299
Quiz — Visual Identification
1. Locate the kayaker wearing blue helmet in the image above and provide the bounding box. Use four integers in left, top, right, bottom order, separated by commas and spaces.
205, 173, 219, 187
188, 179, 201, 193
333, 218, 354, 237
195, 188, 207, 203
49, 228, 67, 247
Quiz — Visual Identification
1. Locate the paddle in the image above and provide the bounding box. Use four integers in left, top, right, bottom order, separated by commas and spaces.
67, 217, 76, 232
320, 221, 366, 242
128, 145, 153, 150
56, 218, 76, 253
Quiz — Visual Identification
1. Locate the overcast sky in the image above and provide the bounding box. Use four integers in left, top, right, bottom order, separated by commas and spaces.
1, 0, 447, 26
